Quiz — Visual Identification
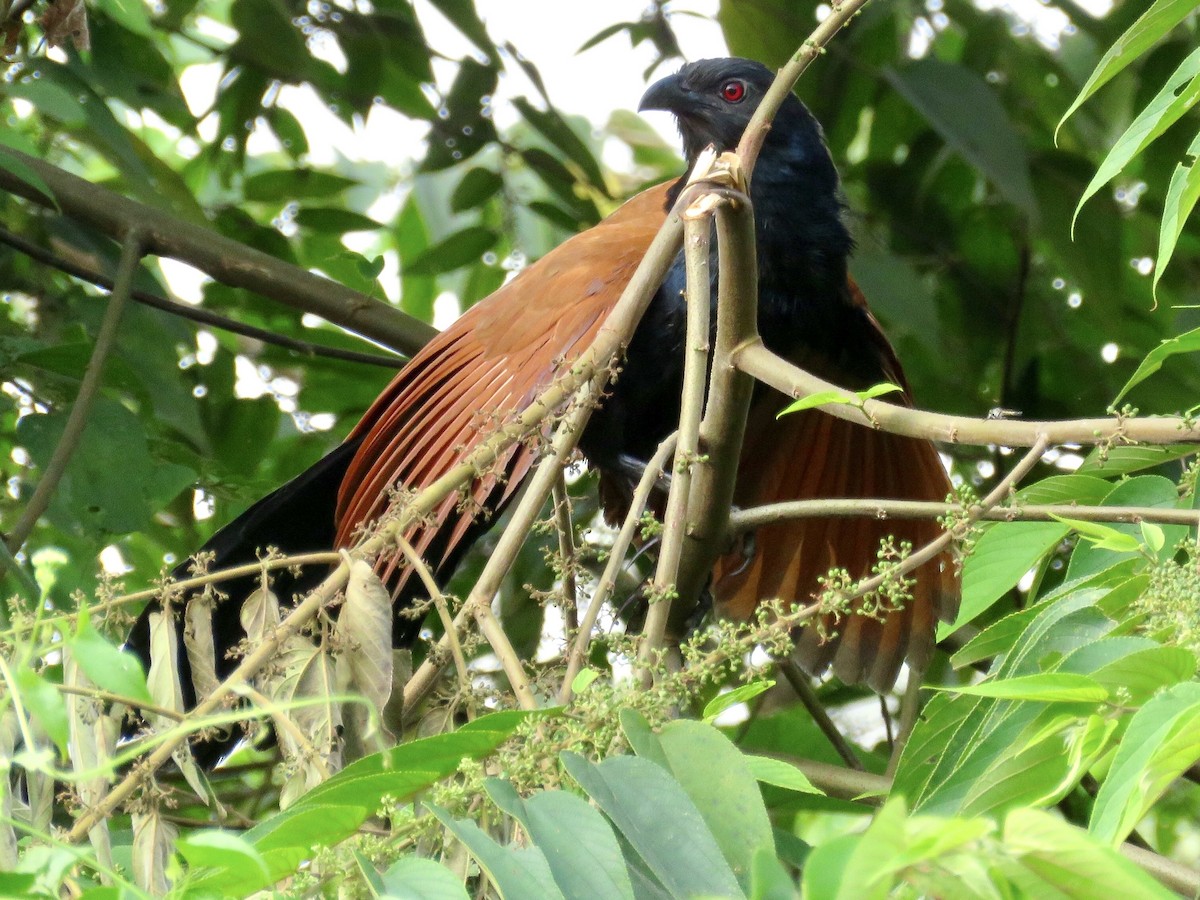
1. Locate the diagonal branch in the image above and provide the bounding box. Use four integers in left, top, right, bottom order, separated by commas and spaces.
0, 149, 437, 356
4, 229, 142, 558
0, 225, 404, 367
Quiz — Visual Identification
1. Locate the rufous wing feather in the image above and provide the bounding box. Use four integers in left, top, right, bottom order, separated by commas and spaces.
333, 183, 672, 599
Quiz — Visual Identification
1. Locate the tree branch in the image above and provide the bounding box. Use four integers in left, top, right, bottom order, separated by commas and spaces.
736, 0, 873, 178
5, 229, 141, 558
0, 225, 404, 367
728, 498, 1200, 533
0, 149, 437, 356
734, 342, 1198, 446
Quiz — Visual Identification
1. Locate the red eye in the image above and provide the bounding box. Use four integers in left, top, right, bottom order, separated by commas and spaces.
721, 80, 746, 102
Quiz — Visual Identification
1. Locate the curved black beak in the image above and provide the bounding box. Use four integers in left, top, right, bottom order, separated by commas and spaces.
639, 72, 689, 113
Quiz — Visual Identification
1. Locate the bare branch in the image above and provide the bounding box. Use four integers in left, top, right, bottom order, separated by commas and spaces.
0, 225, 404, 367
736, 0, 873, 178
735, 342, 1198, 446
0, 149, 436, 356
5, 229, 142, 559
729, 498, 1200, 533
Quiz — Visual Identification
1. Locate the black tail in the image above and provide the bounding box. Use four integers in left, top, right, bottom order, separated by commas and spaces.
125, 437, 361, 764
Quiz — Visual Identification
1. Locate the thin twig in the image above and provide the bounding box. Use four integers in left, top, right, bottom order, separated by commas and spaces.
467, 378, 608, 711
551, 474, 579, 635
778, 659, 864, 770
55, 683, 185, 722
239, 685, 332, 781
393, 535, 471, 702
0, 551, 343, 643
5, 230, 142, 558
728, 498, 1200, 533
0, 225, 405, 367
559, 433, 679, 704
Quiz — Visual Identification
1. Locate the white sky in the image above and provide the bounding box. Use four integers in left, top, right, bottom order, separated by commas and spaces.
250, 1, 729, 169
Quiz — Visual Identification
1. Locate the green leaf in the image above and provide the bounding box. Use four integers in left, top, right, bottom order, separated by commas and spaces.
703, 680, 775, 722
297, 710, 536, 811
777, 390, 854, 416
13, 666, 69, 755
176, 831, 269, 880
856, 382, 903, 401
244, 169, 357, 202
1140, 521, 1166, 554
95, 0, 154, 35
188, 805, 368, 896
0, 139, 56, 206
188, 711, 536, 894
430, 804, 564, 900
561, 752, 744, 898
1112, 325, 1200, 406
1073, 46, 1200, 233
1066, 476, 1185, 582
1090, 644, 1196, 705
513, 97, 608, 195
1049, 515, 1143, 553
1057, 0, 1198, 135
946, 521, 1067, 637
1007, 809, 1175, 897
1089, 682, 1200, 846
928, 673, 1109, 703
70, 612, 152, 705
451, 167, 504, 212
778, 382, 901, 417
1154, 129, 1200, 296
571, 667, 600, 695
425, 0, 494, 54
800, 832, 861, 900
405, 226, 498, 276
486, 779, 635, 900
749, 845, 796, 900
884, 58, 1037, 217
742, 755, 823, 796
4, 79, 88, 127
653, 720, 775, 885
1077, 443, 1200, 477
294, 207, 382, 233
379, 856, 471, 900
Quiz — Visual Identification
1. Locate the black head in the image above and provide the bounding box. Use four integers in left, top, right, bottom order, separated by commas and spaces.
640, 58, 803, 163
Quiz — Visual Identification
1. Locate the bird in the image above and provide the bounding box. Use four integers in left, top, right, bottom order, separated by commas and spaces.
126, 57, 958, 751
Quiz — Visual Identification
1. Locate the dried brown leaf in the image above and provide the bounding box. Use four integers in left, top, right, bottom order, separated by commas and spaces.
39, 0, 88, 51
147, 613, 209, 803
184, 593, 219, 702
132, 810, 176, 896
64, 649, 114, 868
240, 586, 281, 642
340, 560, 394, 714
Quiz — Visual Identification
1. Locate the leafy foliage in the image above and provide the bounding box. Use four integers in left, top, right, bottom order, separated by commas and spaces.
1, 0, 1200, 897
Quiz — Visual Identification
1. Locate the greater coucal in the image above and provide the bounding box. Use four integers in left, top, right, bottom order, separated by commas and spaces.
127, 58, 958, 747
